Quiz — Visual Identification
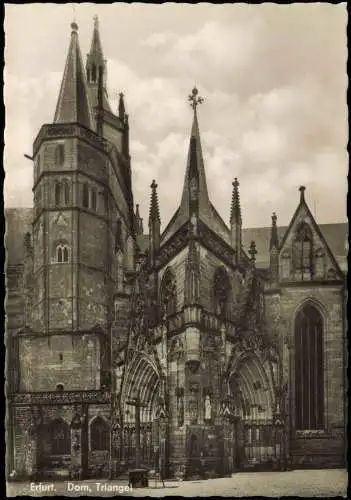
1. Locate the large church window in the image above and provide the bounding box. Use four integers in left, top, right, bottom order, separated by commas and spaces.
295, 305, 324, 430
293, 222, 313, 279
160, 268, 177, 318
91, 416, 110, 451
214, 266, 230, 317
49, 418, 70, 455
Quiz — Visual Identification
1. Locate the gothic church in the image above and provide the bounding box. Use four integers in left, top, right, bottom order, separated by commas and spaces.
6, 19, 347, 480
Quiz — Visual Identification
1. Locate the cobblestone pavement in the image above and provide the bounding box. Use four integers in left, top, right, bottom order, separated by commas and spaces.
6, 469, 347, 497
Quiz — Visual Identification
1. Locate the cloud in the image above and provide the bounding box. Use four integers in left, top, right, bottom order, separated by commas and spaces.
4, 3, 347, 229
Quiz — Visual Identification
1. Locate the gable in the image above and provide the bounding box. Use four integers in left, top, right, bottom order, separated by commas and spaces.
279, 202, 344, 281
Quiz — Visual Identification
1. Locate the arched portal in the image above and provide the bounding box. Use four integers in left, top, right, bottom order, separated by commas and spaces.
228, 349, 278, 471
119, 352, 163, 468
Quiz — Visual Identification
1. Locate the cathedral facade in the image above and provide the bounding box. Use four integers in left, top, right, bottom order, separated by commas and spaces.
6, 19, 347, 481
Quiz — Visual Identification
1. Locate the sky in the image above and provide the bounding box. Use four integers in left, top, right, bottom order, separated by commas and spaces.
4, 3, 348, 229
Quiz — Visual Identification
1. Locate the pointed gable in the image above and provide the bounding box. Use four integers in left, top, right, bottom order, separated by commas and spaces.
161, 89, 230, 245
279, 186, 344, 280
54, 22, 93, 129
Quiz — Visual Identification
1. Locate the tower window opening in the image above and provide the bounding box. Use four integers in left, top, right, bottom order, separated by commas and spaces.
83, 183, 89, 208
91, 187, 97, 211
55, 182, 61, 206
57, 246, 63, 263
92, 64, 97, 83
55, 144, 65, 166
56, 244, 69, 263
56, 383, 64, 391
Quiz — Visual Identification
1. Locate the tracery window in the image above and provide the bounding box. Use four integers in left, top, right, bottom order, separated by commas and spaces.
160, 268, 177, 317
91, 416, 110, 451
49, 418, 70, 455
214, 266, 230, 317
293, 222, 313, 279
295, 305, 324, 430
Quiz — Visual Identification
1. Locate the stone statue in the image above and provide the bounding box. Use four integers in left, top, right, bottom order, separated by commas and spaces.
204, 395, 212, 421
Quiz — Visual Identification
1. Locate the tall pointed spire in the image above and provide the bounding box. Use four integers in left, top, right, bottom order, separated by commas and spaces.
148, 180, 161, 266
179, 87, 210, 218
118, 92, 125, 120
269, 212, 279, 251
230, 178, 242, 264
230, 178, 242, 226
86, 15, 105, 84
149, 180, 161, 225
269, 212, 279, 281
54, 22, 93, 129
135, 204, 144, 236
86, 16, 111, 113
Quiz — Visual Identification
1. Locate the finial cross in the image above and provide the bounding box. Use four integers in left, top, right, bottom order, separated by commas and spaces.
188, 87, 204, 111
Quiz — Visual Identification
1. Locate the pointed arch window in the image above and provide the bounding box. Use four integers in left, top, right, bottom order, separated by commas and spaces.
295, 305, 324, 430
55, 144, 65, 166
56, 244, 69, 263
293, 222, 313, 279
160, 269, 177, 317
49, 418, 70, 455
83, 183, 89, 208
91, 416, 110, 451
214, 266, 230, 317
55, 182, 61, 206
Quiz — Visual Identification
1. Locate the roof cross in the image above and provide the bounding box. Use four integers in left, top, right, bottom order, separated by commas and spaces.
188, 86, 204, 111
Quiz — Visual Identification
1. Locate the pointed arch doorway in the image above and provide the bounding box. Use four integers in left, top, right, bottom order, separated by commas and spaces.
227, 348, 279, 471
119, 352, 164, 470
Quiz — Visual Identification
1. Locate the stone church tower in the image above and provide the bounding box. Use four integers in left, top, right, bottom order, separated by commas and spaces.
6, 18, 347, 481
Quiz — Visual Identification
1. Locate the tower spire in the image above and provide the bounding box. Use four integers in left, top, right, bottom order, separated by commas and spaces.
179, 87, 210, 217
86, 16, 111, 112
149, 180, 160, 224
53, 22, 93, 129
269, 212, 279, 251
230, 178, 242, 226
269, 212, 279, 281
118, 92, 125, 120
148, 180, 161, 267
230, 178, 242, 264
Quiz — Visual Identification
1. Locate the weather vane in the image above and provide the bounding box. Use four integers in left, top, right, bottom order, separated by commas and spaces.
188, 87, 204, 111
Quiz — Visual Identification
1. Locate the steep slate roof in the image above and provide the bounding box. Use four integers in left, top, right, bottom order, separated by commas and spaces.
5, 208, 33, 266
54, 22, 94, 129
